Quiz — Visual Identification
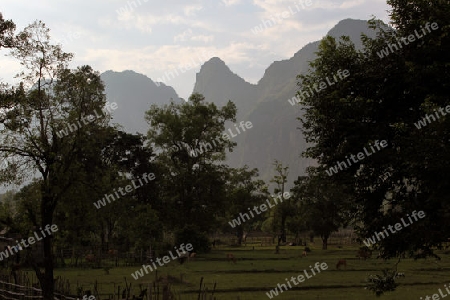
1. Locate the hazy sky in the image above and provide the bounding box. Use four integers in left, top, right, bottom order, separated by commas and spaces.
1, 0, 390, 99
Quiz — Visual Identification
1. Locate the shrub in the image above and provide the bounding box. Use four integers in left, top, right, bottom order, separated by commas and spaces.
174, 225, 211, 254
365, 269, 398, 297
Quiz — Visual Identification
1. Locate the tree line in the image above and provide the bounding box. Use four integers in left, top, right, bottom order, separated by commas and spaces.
0, 0, 449, 297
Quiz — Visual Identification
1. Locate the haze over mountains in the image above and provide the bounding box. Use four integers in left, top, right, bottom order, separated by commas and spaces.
101, 19, 378, 185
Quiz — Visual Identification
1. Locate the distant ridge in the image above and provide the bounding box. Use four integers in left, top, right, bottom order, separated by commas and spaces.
100, 19, 378, 185
101, 70, 181, 133
192, 19, 377, 185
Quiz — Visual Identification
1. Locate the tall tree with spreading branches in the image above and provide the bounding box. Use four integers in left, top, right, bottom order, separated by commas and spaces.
0, 19, 116, 299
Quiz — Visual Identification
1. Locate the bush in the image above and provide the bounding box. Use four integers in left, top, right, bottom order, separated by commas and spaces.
174, 225, 211, 254
365, 269, 398, 297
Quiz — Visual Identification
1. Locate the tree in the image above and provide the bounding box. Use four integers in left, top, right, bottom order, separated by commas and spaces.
293, 171, 348, 250
145, 93, 236, 233
223, 166, 267, 245
296, 0, 450, 258
0, 13, 15, 49
284, 188, 307, 245
97, 131, 161, 253
0, 19, 115, 299
269, 160, 291, 244
0, 190, 21, 234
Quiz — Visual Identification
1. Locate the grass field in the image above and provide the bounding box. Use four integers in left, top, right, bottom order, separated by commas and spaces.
44, 242, 450, 300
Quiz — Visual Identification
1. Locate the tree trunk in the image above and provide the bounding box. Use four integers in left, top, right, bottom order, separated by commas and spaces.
322, 236, 328, 250
38, 190, 56, 300
42, 234, 55, 300
236, 228, 243, 245
281, 216, 286, 242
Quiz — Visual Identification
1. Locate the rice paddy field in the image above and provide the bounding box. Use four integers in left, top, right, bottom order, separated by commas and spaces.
47, 242, 450, 300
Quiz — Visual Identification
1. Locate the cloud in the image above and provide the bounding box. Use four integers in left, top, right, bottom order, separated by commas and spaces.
79, 41, 266, 83
0, 0, 392, 99
174, 29, 193, 42
173, 30, 213, 43
184, 4, 203, 16
340, 0, 365, 9
191, 35, 214, 43
81, 45, 216, 75
221, 0, 241, 6
0, 57, 22, 86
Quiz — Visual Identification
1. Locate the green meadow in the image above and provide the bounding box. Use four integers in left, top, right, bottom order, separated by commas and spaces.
46, 243, 450, 300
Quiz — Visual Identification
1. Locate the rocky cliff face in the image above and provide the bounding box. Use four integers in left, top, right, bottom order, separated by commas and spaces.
101, 19, 377, 186
192, 19, 376, 184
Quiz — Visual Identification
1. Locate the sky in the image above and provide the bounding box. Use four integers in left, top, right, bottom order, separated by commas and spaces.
0, 0, 391, 99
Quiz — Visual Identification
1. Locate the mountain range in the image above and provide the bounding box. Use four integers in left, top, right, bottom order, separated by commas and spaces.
101, 19, 378, 186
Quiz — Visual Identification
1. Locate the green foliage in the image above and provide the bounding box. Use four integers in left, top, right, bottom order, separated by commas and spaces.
296, 0, 450, 258
269, 160, 292, 236
222, 166, 267, 244
292, 171, 350, 249
125, 205, 162, 252
0, 190, 19, 233
365, 268, 399, 297
175, 225, 211, 254
145, 93, 237, 232
0, 13, 16, 49
0, 17, 123, 298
